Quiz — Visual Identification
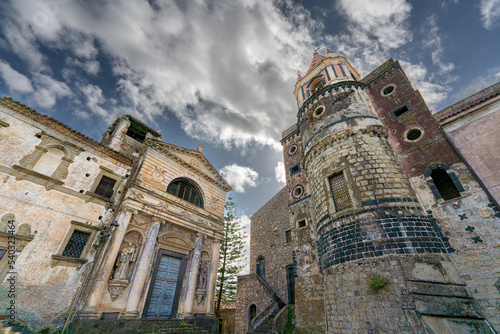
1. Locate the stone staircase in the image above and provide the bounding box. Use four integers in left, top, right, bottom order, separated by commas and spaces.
137, 320, 210, 334
252, 307, 281, 334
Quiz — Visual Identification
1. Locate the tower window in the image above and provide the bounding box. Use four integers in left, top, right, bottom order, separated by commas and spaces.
126, 127, 147, 142
314, 106, 325, 117
285, 230, 292, 244
390, 103, 412, 119
167, 178, 203, 207
292, 185, 304, 199
406, 129, 422, 141
381, 84, 396, 96
288, 145, 298, 155
431, 169, 461, 201
297, 220, 306, 228
256, 256, 265, 279
312, 80, 324, 93
329, 172, 352, 212
95, 175, 117, 198
290, 163, 300, 176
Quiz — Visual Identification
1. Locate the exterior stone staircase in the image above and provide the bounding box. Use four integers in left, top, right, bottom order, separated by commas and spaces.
252, 306, 282, 334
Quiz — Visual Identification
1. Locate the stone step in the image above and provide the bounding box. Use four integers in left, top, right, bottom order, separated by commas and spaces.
0, 327, 21, 334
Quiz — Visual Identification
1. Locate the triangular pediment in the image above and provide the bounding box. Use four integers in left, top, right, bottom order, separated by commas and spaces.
145, 140, 232, 191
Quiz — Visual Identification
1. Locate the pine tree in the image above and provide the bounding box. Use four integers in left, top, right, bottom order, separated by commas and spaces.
215, 195, 246, 318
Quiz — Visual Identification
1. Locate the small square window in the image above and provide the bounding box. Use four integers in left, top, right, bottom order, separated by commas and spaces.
297, 220, 306, 228
95, 175, 117, 198
390, 103, 412, 119
285, 230, 292, 244
289, 163, 301, 176
61, 230, 91, 258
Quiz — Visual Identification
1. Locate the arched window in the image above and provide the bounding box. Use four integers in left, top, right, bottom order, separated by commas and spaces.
312, 80, 324, 93
431, 168, 461, 201
256, 256, 265, 279
167, 178, 203, 208
248, 304, 257, 330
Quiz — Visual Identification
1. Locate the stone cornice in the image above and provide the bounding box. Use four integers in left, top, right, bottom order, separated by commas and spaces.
0, 97, 131, 166
145, 140, 232, 192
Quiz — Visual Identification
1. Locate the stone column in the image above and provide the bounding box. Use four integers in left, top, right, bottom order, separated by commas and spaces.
205, 240, 220, 315
122, 221, 160, 318
180, 235, 204, 318
78, 209, 133, 318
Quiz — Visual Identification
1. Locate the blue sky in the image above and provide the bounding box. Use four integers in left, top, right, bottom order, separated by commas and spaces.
0, 0, 499, 258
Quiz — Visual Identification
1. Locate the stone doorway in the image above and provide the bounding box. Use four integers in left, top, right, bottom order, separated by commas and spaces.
143, 249, 186, 319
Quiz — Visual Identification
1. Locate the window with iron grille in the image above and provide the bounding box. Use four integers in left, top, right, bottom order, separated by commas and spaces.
62, 230, 90, 258
285, 230, 292, 243
167, 179, 203, 207
95, 175, 116, 198
329, 171, 352, 212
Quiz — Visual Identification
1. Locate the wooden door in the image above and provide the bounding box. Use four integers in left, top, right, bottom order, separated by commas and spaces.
145, 251, 185, 318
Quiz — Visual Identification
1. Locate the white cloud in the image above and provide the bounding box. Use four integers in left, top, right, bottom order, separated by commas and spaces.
220, 164, 259, 193
400, 61, 451, 111
275, 161, 286, 185
0, 60, 33, 93
331, 0, 413, 72
2, 0, 319, 151
480, 0, 500, 30
422, 15, 455, 78
31, 73, 71, 109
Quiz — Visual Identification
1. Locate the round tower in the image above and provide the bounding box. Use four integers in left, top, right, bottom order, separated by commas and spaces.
289, 51, 488, 333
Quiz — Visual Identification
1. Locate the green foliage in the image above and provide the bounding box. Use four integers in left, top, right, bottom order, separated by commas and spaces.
215, 195, 247, 316
282, 306, 296, 334
38, 328, 51, 333
369, 274, 389, 291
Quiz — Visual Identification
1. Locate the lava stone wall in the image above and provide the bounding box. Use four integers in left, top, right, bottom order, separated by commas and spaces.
364, 60, 500, 331
249, 187, 292, 302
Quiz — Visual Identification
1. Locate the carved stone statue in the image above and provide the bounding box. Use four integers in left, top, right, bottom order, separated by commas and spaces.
114, 243, 137, 280
196, 262, 209, 290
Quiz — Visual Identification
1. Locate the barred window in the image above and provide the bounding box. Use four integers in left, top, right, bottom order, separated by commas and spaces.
95, 175, 116, 198
329, 172, 352, 212
62, 230, 90, 258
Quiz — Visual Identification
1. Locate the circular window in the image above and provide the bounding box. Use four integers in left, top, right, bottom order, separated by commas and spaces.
288, 144, 298, 155
313, 106, 325, 118
381, 84, 396, 96
292, 185, 304, 199
406, 129, 422, 141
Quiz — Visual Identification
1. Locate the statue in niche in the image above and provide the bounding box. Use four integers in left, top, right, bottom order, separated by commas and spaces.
114, 243, 137, 280
197, 261, 209, 290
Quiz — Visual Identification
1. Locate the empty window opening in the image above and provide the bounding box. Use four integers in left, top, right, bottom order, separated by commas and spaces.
391, 104, 411, 119
297, 220, 306, 228
382, 85, 395, 96
285, 230, 292, 244
312, 80, 324, 93
95, 175, 117, 198
431, 169, 461, 201
126, 126, 147, 142
406, 129, 422, 141
167, 179, 203, 207
256, 256, 265, 279
292, 185, 304, 199
329, 172, 353, 212
288, 145, 298, 155
62, 230, 90, 258
290, 164, 300, 176
314, 106, 325, 117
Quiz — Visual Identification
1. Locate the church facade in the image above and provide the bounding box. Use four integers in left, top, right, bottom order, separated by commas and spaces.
237, 50, 500, 333
0, 97, 231, 332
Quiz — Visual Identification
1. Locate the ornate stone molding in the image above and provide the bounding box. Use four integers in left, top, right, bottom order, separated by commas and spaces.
107, 278, 129, 301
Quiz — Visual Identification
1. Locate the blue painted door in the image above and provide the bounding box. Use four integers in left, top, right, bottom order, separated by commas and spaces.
146, 254, 182, 317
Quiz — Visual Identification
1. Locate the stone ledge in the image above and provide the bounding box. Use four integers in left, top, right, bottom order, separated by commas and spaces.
50, 254, 87, 270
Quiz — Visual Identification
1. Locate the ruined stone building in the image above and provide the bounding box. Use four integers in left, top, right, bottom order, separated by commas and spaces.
237, 50, 500, 333
0, 97, 231, 332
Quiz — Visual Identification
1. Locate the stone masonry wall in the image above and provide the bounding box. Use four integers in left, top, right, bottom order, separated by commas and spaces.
249, 187, 292, 303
